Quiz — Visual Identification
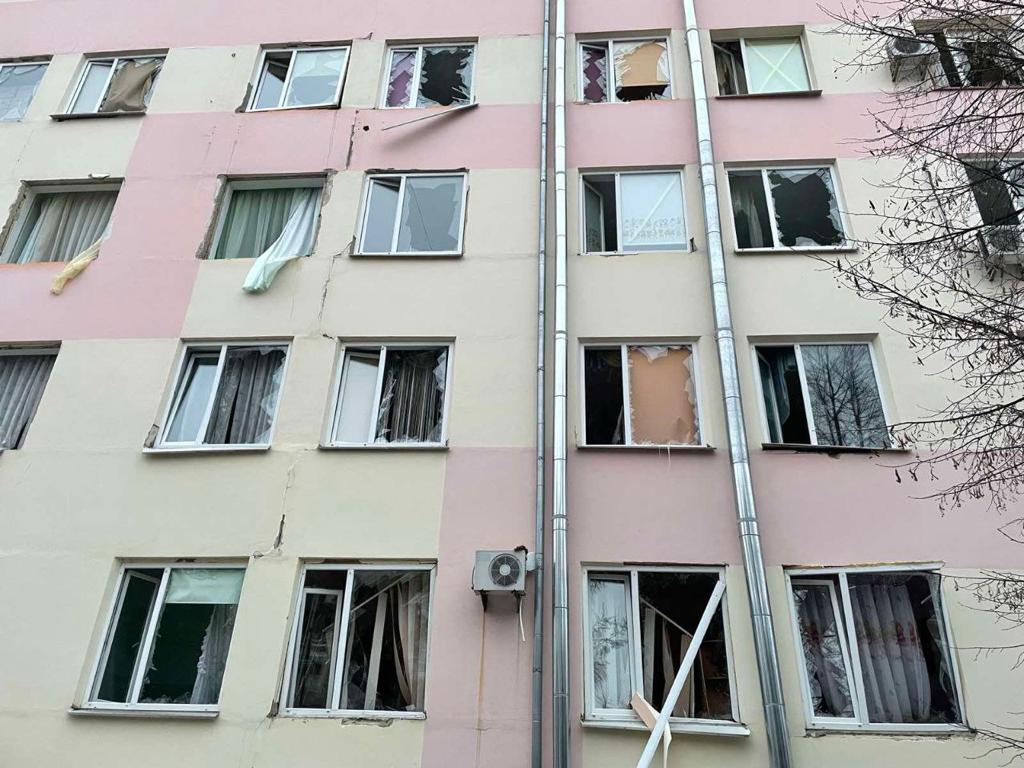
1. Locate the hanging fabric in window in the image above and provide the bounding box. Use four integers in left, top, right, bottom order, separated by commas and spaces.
215, 186, 319, 262
243, 189, 320, 293
204, 347, 286, 445
375, 348, 447, 443
7, 189, 117, 264
0, 353, 56, 449
99, 58, 162, 113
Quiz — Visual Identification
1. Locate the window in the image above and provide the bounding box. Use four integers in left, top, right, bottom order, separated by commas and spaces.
932, 29, 1022, 88
248, 47, 349, 111
787, 567, 964, 729
382, 44, 475, 108
0, 61, 47, 121
281, 564, 433, 715
584, 567, 735, 725
157, 343, 288, 449
755, 343, 888, 448
713, 37, 811, 95
2, 184, 119, 265
579, 39, 672, 103
728, 166, 846, 249
358, 173, 467, 255
329, 344, 450, 446
581, 171, 686, 253
0, 349, 56, 449
210, 179, 323, 261
965, 159, 1024, 253
582, 344, 701, 447
67, 55, 164, 115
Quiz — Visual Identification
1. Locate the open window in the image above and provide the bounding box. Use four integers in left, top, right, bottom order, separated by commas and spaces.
584, 567, 736, 726
382, 43, 475, 108
787, 567, 964, 729
0, 61, 47, 121
209, 178, 323, 261
713, 36, 812, 95
931, 28, 1023, 88
248, 46, 349, 111
965, 159, 1024, 255
728, 166, 846, 249
329, 344, 450, 447
66, 55, 164, 115
2, 183, 119, 265
579, 39, 672, 103
87, 564, 245, 711
281, 565, 433, 716
156, 343, 288, 450
581, 171, 686, 253
583, 344, 701, 447
358, 173, 466, 255
755, 343, 889, 449
0, 348, 57, 449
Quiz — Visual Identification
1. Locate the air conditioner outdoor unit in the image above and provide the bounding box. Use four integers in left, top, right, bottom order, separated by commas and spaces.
888, 35, 937, 80
473, 549, 527, 601
980, 224, 1024, 264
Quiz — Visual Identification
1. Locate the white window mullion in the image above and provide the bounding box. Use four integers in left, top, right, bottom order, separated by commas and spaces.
391, 178, 407, 252
363, 591, 389, 710
837, 572, 869, 725
629, 570, 643, 703
738, 38, 751, 86
367, 346, 388, 443
278, 49, 298, 108
329, 570, 355, 710
196, 345, 229, 445
608, 41, 618, 102
409, 47, 425, 109
761, 169, 783, 248
94, 58, 119, 112
614, 173, 624, 252
792, 344, 819, 445
128, 567, 171, 704
619, 345, 633, 445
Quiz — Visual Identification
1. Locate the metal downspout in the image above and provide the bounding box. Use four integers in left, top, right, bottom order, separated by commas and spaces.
681, 0, 793, 765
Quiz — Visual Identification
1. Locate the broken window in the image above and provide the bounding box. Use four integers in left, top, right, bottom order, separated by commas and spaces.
249, 47, 349, 111
756, 343, 889, 448
581, 171, 686, 253
585, 568, 735, 723
89, 565, 245, 709
788, 568, 963, 727
0, 349, 57, 449
932, 30, 1023, 88
330, 344, 449, 446
358, 173, 466, 254
579, 39, 671, 103
211, 180, 322, 261
3, 184, 119, 265
0, 61, 47, 121
282, 565, 433, 714
966, 159, 1024, 254
714, 37, 811, 95
583, 344, 700, 446
383, 44, 474, 108
728, 166, 846, 249
68, 55, 164, 114
158, 343, 288, 449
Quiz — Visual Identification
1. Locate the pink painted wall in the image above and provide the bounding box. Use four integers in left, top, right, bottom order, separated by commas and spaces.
567, 0, 838, 34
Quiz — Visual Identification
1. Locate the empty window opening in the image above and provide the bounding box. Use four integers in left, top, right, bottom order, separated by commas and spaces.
0, 349, 57, 449
383, 44, 474, 108
583, 344, 700, 446
0, 62, 47, 121
728, 166, 845, 249
211, 180, 323, 261
90, 565, 245, 708
714, 37, 811, 95
159, 343, 288, 449
3, 184, 119, 265
581, 171, 686, 253
358, 173, 466, 254
932, 30, 1023, 88
68, 56, 164, 115
330, 344, 450, 446
249, 47, 349, 111
580, 39, 671, 103
756, 343, 888, 448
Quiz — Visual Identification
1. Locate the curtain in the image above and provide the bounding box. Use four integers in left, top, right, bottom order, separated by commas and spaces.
375, 349, 446, 443
189, 604, 238, 705
582, 45, 608, 102
243, 189, 320, 293
99, 59, 162, 113
386, 50, 417, 107
8, 190, 117, 264
793, 585, 854, 717
0, 63, 46, 121
215, 187, 317, 261
641, 604, 697, 717
205, 347, 286, 444
729, 172, 771, 248
589, 577, 632, 709
0, 354, 55, 449
389, 573, 430, 710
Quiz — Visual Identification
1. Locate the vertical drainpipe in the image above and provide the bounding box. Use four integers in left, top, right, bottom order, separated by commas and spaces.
681, 0, 793, 765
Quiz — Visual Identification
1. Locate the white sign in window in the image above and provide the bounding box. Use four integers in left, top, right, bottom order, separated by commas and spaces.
582, 171, 686, 253
713, 37, 811, 95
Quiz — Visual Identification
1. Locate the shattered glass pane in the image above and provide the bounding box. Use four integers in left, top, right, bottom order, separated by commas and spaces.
284, 48, 347, 108
417, 45, 473, 107
0, 63, 46, 121
386, 49, 416, 107
792, 581, 855, 718
620, 172, 685, 250
800, 344, 888, 448
396, 176, 464, 252
768, 168, 844, 247
613, 40, 671, 101
374, 348, 447, 443
581, 44, 608, 102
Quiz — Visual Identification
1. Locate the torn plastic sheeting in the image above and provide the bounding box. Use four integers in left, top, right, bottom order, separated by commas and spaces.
614, 41, 670, 90
418, 46, 473, 107
99, 59, 161, 113
50, 237, 102, 295
631, 693, 672, 768
627, 345, 699, 445
242, 192, 318, 293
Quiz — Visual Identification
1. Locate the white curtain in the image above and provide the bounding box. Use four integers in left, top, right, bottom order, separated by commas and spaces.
589, 577, 632, 709
793, 585, 854, 717
189, 605, 238, 705
243, 191, 319, 293
390, 573, 430, 710
0, 354, 55, 449
8, 190, 116, 264
375, 349, 447, 443
205, 347, 286, 445
215, 187, 318, 261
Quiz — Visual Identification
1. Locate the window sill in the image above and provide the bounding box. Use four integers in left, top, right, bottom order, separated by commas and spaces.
733, 246, 858, 255
246, 103, 341, 113
805, 723, 972, 737
577, 443, 714, 452
581, 249, 692, 257
51, 111, 147, 121
143, 444, 271, 456
761, 442, 909, 455
68, 705, 219, 720
581, 718, 750, 737
318, 443, 449, 452
352, 251, 464, 259
278, 709, 426, 721
716, 89, 822, 100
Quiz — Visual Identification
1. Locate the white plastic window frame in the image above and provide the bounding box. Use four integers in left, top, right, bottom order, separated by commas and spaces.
580, 564, 741, 733
576, 38, 674, 103
378, 43, 478, 109
356, 172, 469, 256
579, 169, 688, 255
65, 54, 166, 114
784, 563, 968, 733
726, 164, 849, 251
278, 562, 436, 719
153, 340, 291, 452
0, 60, 49, 121
578, 341, 706, 448
751, 341, 891, 448
325, 341, 454, 448
713, 35, 813, 96
247, 46, 350, 112
82, 561, 246, 715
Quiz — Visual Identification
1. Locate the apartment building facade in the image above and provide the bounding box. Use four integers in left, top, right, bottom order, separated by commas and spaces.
0, 0, 1021, 767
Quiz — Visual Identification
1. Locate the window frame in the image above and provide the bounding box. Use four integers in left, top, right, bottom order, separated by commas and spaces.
355, 172, 469, 256
751, 341, 891, 448
713, 35, 813, 96
0, 59, 49, 122
378, 42, 478, 109
278, 562, 437, 719
576, 37, 674, 104
246, 45, 351, 112
578, 341, 707, 448
82, 561, 246, 715
784, 563, 968, 733
153, 340, 291, 452
325, 341, 454, 448
65, 54, 166, 115
930, 27, 1023, 89
580, 564, 741, 733
578, 169, 689, 255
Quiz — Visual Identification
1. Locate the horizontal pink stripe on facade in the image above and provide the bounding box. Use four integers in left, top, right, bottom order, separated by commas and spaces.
567, 100, 698, 169
567, 0, 837, 34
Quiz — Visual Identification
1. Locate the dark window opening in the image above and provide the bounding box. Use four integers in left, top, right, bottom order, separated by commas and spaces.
582, 175, 618, 252
757, 346, 811, 444
768, 169, 844, 248
728, 170, 773, 248
584, 348, 624, 444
